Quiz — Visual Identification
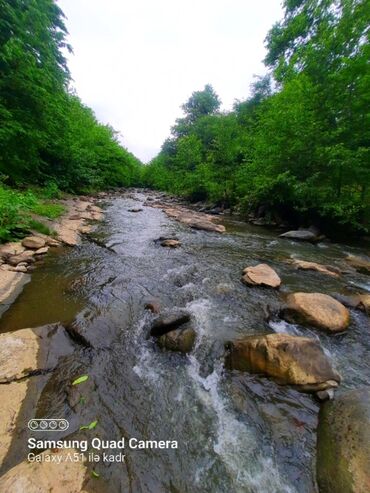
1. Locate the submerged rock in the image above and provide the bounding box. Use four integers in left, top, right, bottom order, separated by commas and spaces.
0, 448, 87, 492
225, 333, 340, 392
345, 254, 370, 274
280, 230, 319, 242
242, 263, 281, 288
150, 311, 191, 337
158, 327, 196, 353
128, 208, 143, 213
21, 236, 46, 250
282, 292, 350, 332
290, 259, 340, 277
317, 388, 370, 493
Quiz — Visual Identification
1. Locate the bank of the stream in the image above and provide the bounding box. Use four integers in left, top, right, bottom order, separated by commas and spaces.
0, 189, 369, 493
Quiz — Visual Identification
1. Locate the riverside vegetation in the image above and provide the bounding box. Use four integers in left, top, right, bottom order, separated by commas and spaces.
143, 0, 370, 236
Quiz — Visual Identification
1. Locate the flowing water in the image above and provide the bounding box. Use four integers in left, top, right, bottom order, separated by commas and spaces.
1, 190, 370, 493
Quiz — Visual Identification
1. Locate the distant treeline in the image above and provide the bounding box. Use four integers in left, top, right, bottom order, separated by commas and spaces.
0, 0, 141, 193
143, 0, 369, 233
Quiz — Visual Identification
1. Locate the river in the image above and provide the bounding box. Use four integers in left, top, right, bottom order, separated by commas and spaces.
1, 190, 369, 493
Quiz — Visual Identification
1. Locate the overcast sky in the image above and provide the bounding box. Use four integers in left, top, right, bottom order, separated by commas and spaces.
57, 0, 283, 162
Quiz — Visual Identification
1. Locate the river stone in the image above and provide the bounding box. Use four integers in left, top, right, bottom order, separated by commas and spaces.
317, 388, 370, 493
282, 292, 350, 332
0, 448, 87, 492
279, 230, 318, 242
186, 218, 226, 233
225, 333, 340, 392
161, 239, 181, 248
158, 327, 196, 353
242, 264, 281, 288
7, 250, 36, 266
0, 271, 30, 316
0, 380, 29, 467
345, 254, 370, 274
291, 259, 340, 277
0, 325, 74, 383
0, 242, 25, 258
34, 246, 49, 255
150, 311, 191, 337
128, 208, 143, 213
21, 236, 46, 250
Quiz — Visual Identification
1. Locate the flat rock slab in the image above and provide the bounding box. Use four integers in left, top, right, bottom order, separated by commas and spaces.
0, 381, 28, 468
282, 292, 350, 332
225, 333, 340, 392
242, 263, 281, 288
0, 271, 31, 317
317, 387, 370, 493
0, 325, 75, 383
0, 448, 87, 493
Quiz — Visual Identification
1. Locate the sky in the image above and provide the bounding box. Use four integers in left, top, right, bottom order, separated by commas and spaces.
57, 0, 284, 163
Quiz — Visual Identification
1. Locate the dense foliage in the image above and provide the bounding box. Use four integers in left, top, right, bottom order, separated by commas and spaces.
144, 0, 370, 233
0, 0, 141, 192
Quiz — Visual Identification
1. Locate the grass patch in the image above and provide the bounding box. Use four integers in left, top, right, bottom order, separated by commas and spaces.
0, 184, 61, 242
31, 202, 65, 219
27, 219, 54, 236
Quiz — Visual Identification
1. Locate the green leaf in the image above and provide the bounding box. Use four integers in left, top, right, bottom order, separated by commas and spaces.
91, 470, 100, 479
72, 375, 89, 386
80, 420, 98, 431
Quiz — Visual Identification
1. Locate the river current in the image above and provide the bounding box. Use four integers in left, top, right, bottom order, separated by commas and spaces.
1, 190, 369, 493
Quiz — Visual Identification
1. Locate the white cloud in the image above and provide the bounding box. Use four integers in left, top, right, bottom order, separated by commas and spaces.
58, 0, 283, 162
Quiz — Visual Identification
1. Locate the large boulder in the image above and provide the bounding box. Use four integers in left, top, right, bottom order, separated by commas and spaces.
225, 333, 340, 392
150, 311, 191, 337
158, 327, 196, 353
0, 448, 87, 493
282, 292, 350, 332
21, 236, 46, 250
242, 264, 281, 288
290, 259, 340, 277
279, 230, 319, 242
317, 388, 370, 493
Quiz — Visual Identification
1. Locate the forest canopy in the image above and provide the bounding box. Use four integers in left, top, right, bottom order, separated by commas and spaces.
0, 0, 141, 192
143, 0, 370, 233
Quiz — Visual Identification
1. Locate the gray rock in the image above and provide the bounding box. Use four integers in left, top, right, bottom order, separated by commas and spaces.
150, 311, 191, 337
279, 230, 318, 242
317, 388, 370, 492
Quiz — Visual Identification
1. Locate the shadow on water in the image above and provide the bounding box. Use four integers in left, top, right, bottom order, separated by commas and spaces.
1, 190, 370, 492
